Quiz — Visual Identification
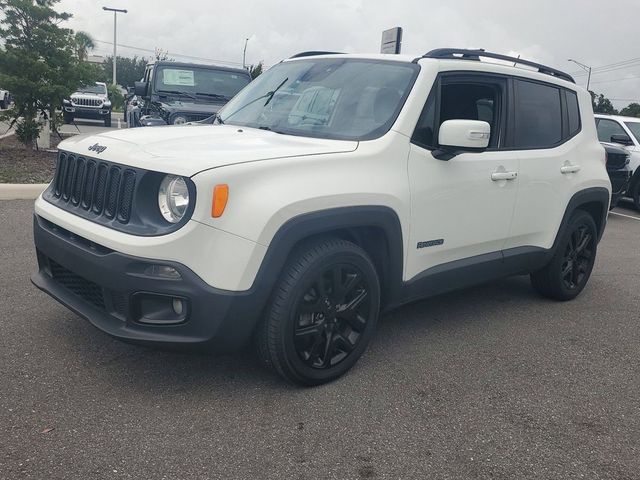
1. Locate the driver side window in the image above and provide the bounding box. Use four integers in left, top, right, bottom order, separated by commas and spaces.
412, 76, 505, 150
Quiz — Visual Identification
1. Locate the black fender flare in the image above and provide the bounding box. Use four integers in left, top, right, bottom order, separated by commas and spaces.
251, 205, 405, 298
552, 187, 610, 249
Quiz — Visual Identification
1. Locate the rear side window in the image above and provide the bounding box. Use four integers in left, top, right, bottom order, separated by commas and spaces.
513, 79, 562, 148
566, 90, 581, 137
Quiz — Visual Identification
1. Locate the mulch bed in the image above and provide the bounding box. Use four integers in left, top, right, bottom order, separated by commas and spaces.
0, 134, 63, 183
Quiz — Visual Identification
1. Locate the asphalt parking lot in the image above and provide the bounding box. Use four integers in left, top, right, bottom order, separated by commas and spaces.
1, 200, 639, 479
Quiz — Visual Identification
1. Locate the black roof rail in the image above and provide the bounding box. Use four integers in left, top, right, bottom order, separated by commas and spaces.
417, 48, 575, 84
289, 51, 344, 59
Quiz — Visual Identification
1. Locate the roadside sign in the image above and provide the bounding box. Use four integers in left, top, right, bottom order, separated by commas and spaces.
381, 27, 403, 54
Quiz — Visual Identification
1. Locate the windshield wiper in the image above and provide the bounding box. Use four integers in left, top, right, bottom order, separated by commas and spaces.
195, 92, 230, 100
157, 89, 197, 100
221, 77, 289, 123
257, 125, 284, 134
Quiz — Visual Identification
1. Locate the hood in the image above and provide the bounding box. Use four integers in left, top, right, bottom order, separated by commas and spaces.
158, 99, 225, 115
58, 125, 358, 176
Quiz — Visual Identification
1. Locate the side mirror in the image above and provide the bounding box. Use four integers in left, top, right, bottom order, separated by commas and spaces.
127, 86, 135, 95
433, 120, 490, 160
134, 81, 148, 97
610, 133, 633, 146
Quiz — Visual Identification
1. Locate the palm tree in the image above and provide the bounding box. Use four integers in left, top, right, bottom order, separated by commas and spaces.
74, 31, 95, 61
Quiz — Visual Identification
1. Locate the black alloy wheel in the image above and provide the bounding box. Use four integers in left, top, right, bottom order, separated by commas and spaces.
531, 210, 598, 301
256, 238, 380, 385
293, 263, 371, 369
559, 224, 594, 291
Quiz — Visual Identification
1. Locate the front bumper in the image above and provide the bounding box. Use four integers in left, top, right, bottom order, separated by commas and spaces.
608, 167, 633, 208
31, 214, 264, 350
64, 106, 111, 118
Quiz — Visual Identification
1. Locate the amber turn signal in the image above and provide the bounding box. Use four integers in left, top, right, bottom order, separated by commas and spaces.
211, 184, 229, 218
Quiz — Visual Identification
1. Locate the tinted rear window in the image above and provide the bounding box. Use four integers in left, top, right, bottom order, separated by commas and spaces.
514, 79, 562, 148
566, 90, 580, 136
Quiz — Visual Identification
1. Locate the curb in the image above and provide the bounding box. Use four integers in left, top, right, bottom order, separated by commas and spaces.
0, 183, 48, 200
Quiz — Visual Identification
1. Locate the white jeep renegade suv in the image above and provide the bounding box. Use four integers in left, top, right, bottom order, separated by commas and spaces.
32, 49, 610, 385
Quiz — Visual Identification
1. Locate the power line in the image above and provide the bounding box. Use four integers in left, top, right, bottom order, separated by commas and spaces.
571, 57, 640, 77
589, 74, 640, 85
93, 38, 247, 67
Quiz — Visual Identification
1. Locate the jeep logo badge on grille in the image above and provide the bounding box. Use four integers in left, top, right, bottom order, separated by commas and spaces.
88, 143, 107, 154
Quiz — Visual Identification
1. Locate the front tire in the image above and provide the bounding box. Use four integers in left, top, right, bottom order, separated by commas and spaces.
256, 238, 380, 386
531, 210, 598, 301
104, 114, 112, 127
63, 113, 73, 124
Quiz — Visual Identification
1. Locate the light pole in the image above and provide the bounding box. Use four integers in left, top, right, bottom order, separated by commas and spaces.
103, 6, 127, 85
243, 38, 250, 70
568, 58, 592, 91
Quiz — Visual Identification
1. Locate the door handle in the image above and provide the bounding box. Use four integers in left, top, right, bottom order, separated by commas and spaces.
560, 164, 581, 174
491, 171, 518, 181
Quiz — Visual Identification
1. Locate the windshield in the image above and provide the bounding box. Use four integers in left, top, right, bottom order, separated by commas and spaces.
154, 66, 250, 100
624, 122, 640, 144
217, 58, 419, 141
78, 84, 107, 95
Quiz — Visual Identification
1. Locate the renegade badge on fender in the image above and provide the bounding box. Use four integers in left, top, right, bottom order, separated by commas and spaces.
32, 49, 611, 385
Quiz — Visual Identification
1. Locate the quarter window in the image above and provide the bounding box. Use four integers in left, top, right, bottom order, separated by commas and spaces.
566, 90, 581, 137
597, 119, 627, 143
513, 79, 562, 148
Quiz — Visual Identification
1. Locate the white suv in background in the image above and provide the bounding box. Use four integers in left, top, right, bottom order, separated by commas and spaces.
595, 114, 640, 209
32, 49, 610, 385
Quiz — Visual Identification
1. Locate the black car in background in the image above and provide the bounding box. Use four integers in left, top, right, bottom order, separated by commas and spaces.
130, 61, 252, 127
602, 142, 632, 209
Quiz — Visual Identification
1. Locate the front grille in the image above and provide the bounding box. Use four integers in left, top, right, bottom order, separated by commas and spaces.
52, 153, 136, 224
49, 259, 106, 310
71, 97, 102, 107
187, 113, 211, 122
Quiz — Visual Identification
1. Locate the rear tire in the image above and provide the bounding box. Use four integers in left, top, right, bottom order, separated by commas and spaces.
255, 238, 380, 386
632, 181, 640, 211
531, 210, 598, 301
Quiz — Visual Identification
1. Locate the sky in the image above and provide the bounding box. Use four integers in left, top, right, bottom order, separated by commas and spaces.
58, 0, 640, 108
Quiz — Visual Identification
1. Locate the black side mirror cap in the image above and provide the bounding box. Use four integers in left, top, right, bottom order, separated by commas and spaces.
611, 134, 633, 146
134, 81, 148, 97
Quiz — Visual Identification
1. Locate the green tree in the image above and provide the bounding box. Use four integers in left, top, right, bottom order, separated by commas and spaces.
0, 0, 100, 147
103, 55, 148, 88
249, 62, 263, 79
589, 91, 618, 115
74, 31, 95, 61
619, 103, 640, 118
154, 47, 173, 62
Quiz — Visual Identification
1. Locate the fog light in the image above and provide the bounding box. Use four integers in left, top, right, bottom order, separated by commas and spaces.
172, 298, 184, 315
144, 264, 182, 280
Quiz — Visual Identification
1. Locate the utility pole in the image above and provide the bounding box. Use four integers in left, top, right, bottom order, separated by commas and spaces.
568, 58, 592, 90
103, 6, 128, 85
243, 38, 250, 70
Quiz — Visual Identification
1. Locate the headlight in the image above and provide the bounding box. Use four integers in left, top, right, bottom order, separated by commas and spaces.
103, 100, 111, 107
158, 175, 189, 223
172, 115, 188, 125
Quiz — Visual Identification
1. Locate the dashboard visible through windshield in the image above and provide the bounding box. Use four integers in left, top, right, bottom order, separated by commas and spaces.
154, 66, 251, 101
217, 58, 420, 141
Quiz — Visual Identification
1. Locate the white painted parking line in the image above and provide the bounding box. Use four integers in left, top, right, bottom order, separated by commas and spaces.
610, 211, 640, 221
